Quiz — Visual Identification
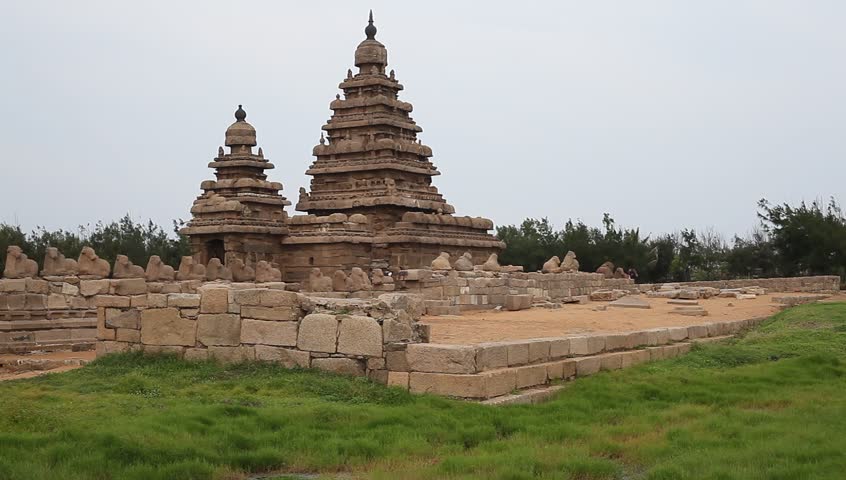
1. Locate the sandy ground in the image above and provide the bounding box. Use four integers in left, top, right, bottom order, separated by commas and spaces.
424, 295, 804, 345
0, 350, 95, 382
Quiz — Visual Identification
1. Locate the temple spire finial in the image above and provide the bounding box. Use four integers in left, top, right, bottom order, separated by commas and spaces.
365, 10, 377, 40
235, 104, 246, 121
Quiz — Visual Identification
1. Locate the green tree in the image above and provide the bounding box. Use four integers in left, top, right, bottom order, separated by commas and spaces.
758, 198, 846, 278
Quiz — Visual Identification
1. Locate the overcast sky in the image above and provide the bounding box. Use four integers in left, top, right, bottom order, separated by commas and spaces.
2, 1, 844, 241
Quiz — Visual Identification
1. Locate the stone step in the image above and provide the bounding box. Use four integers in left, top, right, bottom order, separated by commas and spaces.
691, 334, 735, 344
480, 385, 566, 406
424, 300, 452, 308
668, 299, 699, 305
426, 305, 461, 316
404, 342, 695, 399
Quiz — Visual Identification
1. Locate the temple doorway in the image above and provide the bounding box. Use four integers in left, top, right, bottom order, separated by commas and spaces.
205, 239, 225, 264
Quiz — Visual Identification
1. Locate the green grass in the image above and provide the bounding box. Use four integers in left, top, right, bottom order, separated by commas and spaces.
2, 303, 846, 480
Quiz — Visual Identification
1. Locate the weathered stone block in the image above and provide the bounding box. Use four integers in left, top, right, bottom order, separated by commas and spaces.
625, 331, 649, 349
600, 352, 624, 371
575, 356, 601, 376
6, 294, 25, 310
687, 325, 709, 339
569, 336, 589, 356
406, 343, 476, 374
387, 371, 409, 388
667, 326, 689, 342
61, 283, 80, 296
167, 293, 200, 308
25, 278, 49, 294
25, 294, 46, 310
233, 289, 263, 306
312, 357, 365, 376
1, 279, 27, 293
105, 309, 140, 329
184, 348, 209, 361
147, 293, 167, 308
646, 328, 670, 346
378, 293, 425, 321
586, 335, 606, 354
259, 289, 299, 307
549, 338, 570, 359
504, 294, 532, 311
337, 315, 382, 357
297, 313, 338, 353
113, 278, 147, 296
385, 350, 409, 371
140, 308, 196, 346
547, 359, 577, 380
240, 306, 299, 321
208, 345, 255, 363
95, 295, 131, 308
130, 295, 147, 308
505, 341, 530, 366
408, 372, 486, 398
475, 342, 508, 370
199, 287, 229, 314
367, 357, 386, 370
96, 341, 130, 357
47, 293, 68, 310
143, 345, 184, 356
241, 319, 297, 346
515, 364, 548, 388
115, 328, 140, 343
80, 279, 111, 297
620, 349, 651, 368
662, 344, 681, 358
382, 319, 413, 342
197, 314, 241, 346
34, 329, 70, 342
484, 369, 517, 398
527, 340, 550, 363
254, 345, 310, 367
604, 334, 628, 351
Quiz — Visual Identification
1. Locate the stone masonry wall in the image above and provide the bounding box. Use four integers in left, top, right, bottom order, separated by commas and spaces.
638, 276, 840, 295
0, 277, 295, 353
396, 269, 637, 313
96, 284, 427, 383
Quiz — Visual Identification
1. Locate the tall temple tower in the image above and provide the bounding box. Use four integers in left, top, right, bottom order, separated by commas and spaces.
182, 106, 289, 266
296, 11, 453, 227
284, 12, 503, 276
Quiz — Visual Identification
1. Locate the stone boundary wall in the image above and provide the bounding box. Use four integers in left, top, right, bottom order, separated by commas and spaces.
383, 316, 766, 399
396, 269, 636, 313
0, 277, 295, 353
96, 285, 427, 382
638, 276, 840, 294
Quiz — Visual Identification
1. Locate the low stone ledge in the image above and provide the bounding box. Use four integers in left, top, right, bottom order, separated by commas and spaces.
406, 343, 477, 374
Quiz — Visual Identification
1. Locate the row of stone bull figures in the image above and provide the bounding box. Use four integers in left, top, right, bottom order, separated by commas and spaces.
3, 245, 282, 282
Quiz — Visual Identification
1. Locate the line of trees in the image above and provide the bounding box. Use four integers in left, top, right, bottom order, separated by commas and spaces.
497, 198, 846, 285
0, 215, 190, 274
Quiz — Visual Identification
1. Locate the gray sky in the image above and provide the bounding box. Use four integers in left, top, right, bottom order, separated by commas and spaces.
2, 1, 844, 240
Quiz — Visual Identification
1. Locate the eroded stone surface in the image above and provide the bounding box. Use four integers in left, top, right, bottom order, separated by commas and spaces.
140, 308, 196, 346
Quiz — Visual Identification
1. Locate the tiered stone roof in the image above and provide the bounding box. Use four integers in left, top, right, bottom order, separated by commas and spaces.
182, 106, 290, 236
296, 12, 454, 216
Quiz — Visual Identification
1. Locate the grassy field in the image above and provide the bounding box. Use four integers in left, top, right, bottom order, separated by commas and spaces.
1, 303, 846, 480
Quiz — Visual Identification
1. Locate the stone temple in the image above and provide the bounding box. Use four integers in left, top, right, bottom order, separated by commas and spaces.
183, 13, 504, 283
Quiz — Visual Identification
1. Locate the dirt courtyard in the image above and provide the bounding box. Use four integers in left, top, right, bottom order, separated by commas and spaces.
423, 295, 788, 345
0, 350, 94, 382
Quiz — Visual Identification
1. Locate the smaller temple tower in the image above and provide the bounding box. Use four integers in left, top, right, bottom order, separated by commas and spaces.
182, 106, 290, 266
